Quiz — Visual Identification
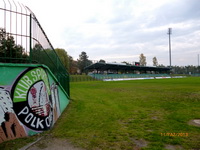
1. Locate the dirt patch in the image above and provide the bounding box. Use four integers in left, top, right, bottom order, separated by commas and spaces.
131, 138, 148, 149
165, 144, 183, 150
151, 116, 159, 120
188, 119, 200, 127
187, 92, 200, 101
20, 136, 84, 150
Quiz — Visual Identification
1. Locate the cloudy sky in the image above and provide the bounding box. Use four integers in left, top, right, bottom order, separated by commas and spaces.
19, 0, 200, 66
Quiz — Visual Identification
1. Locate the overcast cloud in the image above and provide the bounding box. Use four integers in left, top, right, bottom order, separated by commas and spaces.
19, 0, 200, 66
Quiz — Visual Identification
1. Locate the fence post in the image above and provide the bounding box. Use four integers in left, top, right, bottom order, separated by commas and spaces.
29, 14, 32, 63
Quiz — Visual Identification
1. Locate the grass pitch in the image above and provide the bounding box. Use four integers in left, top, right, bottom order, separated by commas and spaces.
1, 77, 200, 149
52, 77, 200, 149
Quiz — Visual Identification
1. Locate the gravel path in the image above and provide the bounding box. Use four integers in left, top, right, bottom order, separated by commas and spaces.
19, 136, 84, 150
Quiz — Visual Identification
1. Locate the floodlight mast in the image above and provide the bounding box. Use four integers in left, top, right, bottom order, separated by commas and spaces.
167, 28, 172, 68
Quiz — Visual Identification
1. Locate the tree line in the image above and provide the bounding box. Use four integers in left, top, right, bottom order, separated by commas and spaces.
56, 50, 200, 75
0, 28, 28, 62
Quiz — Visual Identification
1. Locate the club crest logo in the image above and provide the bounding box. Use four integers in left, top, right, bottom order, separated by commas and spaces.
11, 67, 53, 131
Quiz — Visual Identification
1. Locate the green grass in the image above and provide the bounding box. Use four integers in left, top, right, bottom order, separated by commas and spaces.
1, 77, 200, 149
52, 77, 200, 149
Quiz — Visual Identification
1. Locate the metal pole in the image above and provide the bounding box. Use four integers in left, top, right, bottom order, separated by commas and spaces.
13, 0, 17, 44
3, 0, 6, 29
29, 14, 32, 63
8, 0, 11, 34
167, 28, 172, 68
198, 54, 200, 74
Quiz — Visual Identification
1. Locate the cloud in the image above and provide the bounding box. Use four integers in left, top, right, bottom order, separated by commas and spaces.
17, 0, 200, 66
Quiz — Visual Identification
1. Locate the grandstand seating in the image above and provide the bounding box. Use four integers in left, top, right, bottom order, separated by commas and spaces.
88, 73, 171, 80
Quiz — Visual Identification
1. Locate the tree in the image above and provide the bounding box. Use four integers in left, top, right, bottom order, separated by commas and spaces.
139, 53, 146, 66
153, 56, 158, 66
99, 59, 106, 63
77, 51, 92, 74
32, 43, 43, 63
55, 48, 69, 70
69, 56, 78, 74
171, 65, 200, 74
0, 28, 27, 62
121, 61, 131, 65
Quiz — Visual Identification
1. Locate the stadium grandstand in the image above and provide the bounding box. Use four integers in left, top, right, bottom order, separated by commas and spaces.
85, 62, 171, 81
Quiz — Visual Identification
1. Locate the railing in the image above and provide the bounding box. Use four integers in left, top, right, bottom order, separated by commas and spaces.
70, 75, 98, 82
70, 74, 172, 82
0, 0, 69, 96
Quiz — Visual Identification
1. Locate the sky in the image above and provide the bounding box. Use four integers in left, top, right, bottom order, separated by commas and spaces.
18, 0, 200, 66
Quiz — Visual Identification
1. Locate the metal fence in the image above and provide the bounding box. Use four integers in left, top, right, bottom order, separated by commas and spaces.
0, 0, 69, 96
70, 75, 98, 82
